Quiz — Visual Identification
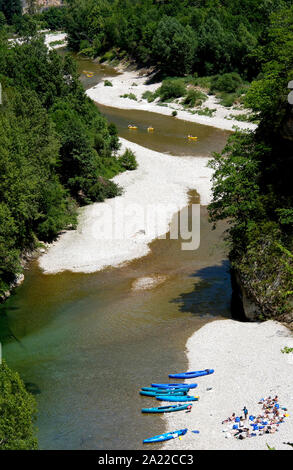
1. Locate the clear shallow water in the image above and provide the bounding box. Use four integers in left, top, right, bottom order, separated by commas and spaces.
98, 104, 229, 157
59, 48, 230, 157
1, 57, 232, 450
1, 208, 231, 450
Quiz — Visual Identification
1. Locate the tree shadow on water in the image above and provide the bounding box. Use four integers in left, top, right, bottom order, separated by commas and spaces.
0, 303, 22, 345
171, 260, 232, 319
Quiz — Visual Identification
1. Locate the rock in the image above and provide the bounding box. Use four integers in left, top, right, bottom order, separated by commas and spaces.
15, 274, 25, 286
231, 269, 261, 321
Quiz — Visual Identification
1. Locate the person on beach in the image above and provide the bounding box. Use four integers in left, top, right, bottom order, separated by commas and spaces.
243, 406, 248, 420
222, 412, 236, 424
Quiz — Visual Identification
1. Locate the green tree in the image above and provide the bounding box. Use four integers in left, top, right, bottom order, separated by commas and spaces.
0, 361, 38, 450
208, 5, 293, 321
0, 0, 21, 24
0, 11, 6, 30
118, 149, 138, 170
152, 16, 197, 75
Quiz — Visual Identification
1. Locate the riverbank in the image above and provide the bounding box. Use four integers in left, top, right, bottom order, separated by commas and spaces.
39, 138, 212, 274
160, 319, 293, 450
86, 69, 257, 132
8, 32, 67, 51
44, 32, 67, 50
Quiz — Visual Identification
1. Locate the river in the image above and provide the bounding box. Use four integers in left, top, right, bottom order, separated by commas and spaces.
0, 51, 232, 450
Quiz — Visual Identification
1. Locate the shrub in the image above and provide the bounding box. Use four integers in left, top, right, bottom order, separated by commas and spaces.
192, 75, 213, 90
157, 79, 186, 102
104, 80, 113, 87
211, 73, 243, 94
195, 107, 216, 117
183, 89, 207, 107
120, 93, 137, 101
0, 361, 38, 450
119, 149, 138, 171
142, 90, 156, 102
218, 92, 237, 107
87, 178, 122, 202
172, 110, 177, 117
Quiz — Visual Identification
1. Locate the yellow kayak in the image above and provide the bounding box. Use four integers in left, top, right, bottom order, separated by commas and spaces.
188, 135, 198, 140
147, 127, 154, 132
128, 125, 138, 130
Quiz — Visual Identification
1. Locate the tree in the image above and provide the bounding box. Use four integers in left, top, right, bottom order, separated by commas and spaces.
152, 16, 197, 75
0, 11, 6, 30
0, 361, 37, 450
13, 14, 38, 37
0, 0, 22, 24
208, 5, 293, 321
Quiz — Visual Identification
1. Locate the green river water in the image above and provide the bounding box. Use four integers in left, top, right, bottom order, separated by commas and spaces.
0, 52, 232, 450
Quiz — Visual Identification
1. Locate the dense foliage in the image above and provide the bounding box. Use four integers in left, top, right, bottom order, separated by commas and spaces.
0, 361, 37, 449
64, 0, 293, 79
0, 0, 21, 24
0, 34, 136, 297
208, 6, 293, 323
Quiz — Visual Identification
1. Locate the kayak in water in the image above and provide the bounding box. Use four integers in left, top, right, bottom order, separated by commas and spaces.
140, 390, 187, 397
156, 395, 199, 402
143, 428, 188, 444
168, 369, 214, 379
141, 387, 189, 393
141, 404, 191, 413
151, 383, 197, 389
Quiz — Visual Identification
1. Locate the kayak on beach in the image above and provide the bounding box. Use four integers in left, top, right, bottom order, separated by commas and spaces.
143, 428, 188, 444
168, 369, 214, 379
141, 404, 191, 413
151, 383, 197, 389
156, 395, 199, 402
141, 387, 189, 393
140, 390, 187, 397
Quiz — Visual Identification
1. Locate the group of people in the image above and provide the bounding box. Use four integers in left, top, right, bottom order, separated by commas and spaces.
222, 396, 289, 440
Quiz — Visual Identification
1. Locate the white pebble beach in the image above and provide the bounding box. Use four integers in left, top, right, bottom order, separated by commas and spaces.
161, 319, 293, 450
86, 69, 257, 132
39, 138, 213, 274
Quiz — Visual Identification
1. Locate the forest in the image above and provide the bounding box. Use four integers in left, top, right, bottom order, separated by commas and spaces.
61, 0, 291, 79
0, 27, 137, 300
208, 7, 293, 322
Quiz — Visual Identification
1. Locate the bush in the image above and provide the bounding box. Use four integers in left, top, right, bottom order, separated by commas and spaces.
104, 80, 113, 87
211, 73, 243, 94
100, 50, 117, 63
86, 178, 122, 202
218, 92, 237, 107
142, 90, 156, 102
183, 89, 207, 107
156, 79, 186, 102
172, 110, 177, 117
119, 149, 138, 171
120, 93, 137, 101
192, 75, 213, 90
0, 361, 38, 450
195, 107, 216, 117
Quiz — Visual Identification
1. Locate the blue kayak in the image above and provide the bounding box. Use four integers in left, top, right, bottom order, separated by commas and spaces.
140, 390, 187, 397
143, 428, 187, 444
141, 404, 191, 413
141, 387, 189, 393
156, 395, 199, 402
168, 369, 214, 379
152, 383, 197, 389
